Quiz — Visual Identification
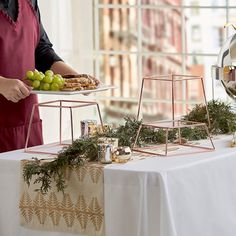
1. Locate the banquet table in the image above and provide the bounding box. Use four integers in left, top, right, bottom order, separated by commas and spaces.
1, 136, 236, 236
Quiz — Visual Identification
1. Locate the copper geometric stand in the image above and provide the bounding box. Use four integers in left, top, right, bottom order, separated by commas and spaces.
132, 120, 215, 156
133, 74, 215, 156
24, 100, 103, 155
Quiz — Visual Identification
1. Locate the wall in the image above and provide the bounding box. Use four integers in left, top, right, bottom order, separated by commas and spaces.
37, 0, 96, 144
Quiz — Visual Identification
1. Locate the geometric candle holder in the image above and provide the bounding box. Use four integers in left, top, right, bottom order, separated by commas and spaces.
132, 74, 215, 156
24, 99, 103, 155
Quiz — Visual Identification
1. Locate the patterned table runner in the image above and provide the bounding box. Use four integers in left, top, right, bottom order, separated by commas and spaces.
19, 160, 104, 236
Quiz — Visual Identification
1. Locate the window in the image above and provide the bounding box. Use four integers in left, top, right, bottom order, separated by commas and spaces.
190, 1, 199, 15
93, 0, 236, 122
191, 25, 201, 41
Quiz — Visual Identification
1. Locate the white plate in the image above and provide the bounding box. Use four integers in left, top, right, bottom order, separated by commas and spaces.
30, 84, 116, 95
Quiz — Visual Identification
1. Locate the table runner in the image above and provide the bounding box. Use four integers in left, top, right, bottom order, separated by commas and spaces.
19, 160, 104, 235
18, 147, 180, 235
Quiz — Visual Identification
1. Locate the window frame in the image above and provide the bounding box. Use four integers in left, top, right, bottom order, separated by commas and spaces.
93, 0, 234, 105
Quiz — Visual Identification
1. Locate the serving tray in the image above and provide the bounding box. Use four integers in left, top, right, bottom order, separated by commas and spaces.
30, 84, 116, 95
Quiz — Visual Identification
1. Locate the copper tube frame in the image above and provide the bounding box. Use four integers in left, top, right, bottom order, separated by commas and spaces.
25, 100, 103, 155
132, 120, 215, 156
134, 74, 215, 156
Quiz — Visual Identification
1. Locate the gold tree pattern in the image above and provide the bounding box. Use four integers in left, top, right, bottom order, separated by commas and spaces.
61, 193, 75, 227
47, 192, 61, 226
75, 166, 87, 182
75, 195, 89, 230
88, 197, 104, 231
20, 163, 104, 235
19, 192, 34, 223
34, 192, 47, 224
88, 166, 103, 184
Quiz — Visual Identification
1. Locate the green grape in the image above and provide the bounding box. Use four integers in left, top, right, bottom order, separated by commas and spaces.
58, 82, 64, 89
43, 75, 53, 84
32, 80, 40, 89
55, 74, 63, 79
52, 75, 61, 83
51, 82, 59, 91
35, 73, 44, 81
33, 70, 40, 80
26, 70, 34, 80
25, 70, 64, 91
45, 70, 54, 77
52, 75, 64, 88
43, 83, 50, 91
40, 72, 45, 77
39, 82, 45, 90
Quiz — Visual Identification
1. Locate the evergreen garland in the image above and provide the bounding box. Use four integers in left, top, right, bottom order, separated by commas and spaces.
23, 100, 236, 194
183, 100, 236, 134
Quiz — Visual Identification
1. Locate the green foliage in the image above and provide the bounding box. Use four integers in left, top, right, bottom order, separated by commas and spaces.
23, 137, 98, 194
184, 100, 236, 134
23, 100, 236, 193
96, 117, 142, 147
180, 127, 208, 141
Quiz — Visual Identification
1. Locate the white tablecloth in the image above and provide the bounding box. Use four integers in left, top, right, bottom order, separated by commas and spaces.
0, 136, 236, 236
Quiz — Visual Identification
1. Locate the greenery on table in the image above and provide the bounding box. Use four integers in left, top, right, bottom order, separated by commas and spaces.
23, 138, 98, 193
23, 99, 236, 194
183, 100, 236, 134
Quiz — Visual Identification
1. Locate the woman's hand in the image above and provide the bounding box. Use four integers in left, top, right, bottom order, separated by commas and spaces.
0, 77, 31, 103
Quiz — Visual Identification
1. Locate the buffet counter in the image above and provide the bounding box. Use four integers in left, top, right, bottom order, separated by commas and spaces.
0, 136, 236, 236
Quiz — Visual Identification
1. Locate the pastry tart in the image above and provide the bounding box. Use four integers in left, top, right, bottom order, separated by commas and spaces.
62, 74, 100, 91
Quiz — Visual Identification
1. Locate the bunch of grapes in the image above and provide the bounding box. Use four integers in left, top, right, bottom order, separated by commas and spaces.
25, 70, 65, 91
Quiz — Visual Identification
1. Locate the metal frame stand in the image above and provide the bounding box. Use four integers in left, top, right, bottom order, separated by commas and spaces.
25, 100, 103, 155
132, 74, 215, 156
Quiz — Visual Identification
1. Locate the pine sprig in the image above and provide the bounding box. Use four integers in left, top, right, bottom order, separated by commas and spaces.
184, 100, 236, 134
23, 137, 98, 194
23, 100, 236, 194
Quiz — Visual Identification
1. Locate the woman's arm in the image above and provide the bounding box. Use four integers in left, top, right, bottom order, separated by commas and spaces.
50, 61, 78, 76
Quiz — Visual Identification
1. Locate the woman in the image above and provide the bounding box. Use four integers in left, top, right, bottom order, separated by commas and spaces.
0, 0, 78, 152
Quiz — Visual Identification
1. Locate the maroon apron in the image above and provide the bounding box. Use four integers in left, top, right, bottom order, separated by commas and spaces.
0, 0, 43, 152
